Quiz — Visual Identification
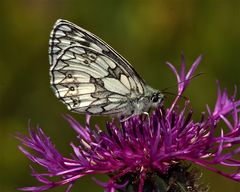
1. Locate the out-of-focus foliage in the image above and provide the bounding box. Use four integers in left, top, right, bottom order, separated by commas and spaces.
0, 0, 239, 191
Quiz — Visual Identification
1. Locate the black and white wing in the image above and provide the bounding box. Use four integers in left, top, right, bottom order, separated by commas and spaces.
49, 19, 146, 115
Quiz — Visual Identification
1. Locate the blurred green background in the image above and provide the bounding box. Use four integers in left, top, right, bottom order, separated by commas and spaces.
0, 0, 240, 191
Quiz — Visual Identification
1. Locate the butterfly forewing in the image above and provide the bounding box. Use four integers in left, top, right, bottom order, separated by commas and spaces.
49, 19, 147, 115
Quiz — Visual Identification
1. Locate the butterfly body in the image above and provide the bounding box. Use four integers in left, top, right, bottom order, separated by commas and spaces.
49, 19, 163, 117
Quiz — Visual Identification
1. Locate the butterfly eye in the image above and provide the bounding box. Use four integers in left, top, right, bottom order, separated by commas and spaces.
151, 93, 160, 103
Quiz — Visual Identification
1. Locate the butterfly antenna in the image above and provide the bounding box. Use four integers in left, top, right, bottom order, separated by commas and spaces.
161, 72, 204, 92
162, 91, 189, 101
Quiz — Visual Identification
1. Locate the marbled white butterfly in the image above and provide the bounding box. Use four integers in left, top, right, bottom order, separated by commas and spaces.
49, 19, 164, 119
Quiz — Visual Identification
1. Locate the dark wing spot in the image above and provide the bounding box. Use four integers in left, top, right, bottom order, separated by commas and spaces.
79, 40, 90, 47
108, 67, 122, 79
83, 60, 89, 64
89, 53, 96, 61
90, 77, 104, 87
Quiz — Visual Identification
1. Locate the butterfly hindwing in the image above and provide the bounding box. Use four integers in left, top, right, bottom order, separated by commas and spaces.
49, 19, 147, 115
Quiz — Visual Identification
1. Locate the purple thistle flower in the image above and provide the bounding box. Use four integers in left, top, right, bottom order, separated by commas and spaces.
17, 55, 240, 192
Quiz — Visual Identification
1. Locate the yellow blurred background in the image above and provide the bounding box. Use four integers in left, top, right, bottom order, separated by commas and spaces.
0, 0, 240, 191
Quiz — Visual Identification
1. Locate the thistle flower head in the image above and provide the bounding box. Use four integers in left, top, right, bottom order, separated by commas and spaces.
17, 55, 240, 192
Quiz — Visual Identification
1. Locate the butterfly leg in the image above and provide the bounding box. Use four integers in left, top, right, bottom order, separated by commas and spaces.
120, 114, 135, 122
142, 112, 150, 126
120, 112, 150, 125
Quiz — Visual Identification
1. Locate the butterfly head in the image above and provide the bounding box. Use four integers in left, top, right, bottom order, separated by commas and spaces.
150, 91, 164, 108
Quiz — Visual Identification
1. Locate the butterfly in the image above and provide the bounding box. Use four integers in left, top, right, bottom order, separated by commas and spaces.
49, 19, 164, 120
